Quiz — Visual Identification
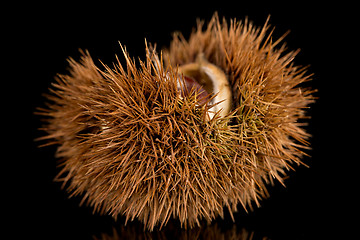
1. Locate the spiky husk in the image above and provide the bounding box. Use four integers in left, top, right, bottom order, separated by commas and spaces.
39, 14, 314, 230
164, 13, 314, 201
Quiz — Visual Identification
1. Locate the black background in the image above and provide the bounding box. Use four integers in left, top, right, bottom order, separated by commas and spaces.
6, 1, 355, 239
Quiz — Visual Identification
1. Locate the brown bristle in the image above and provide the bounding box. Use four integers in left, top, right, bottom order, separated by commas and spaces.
39, 13, 315, 231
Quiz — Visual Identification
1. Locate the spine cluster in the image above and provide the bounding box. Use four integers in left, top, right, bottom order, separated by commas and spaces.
39, 14, 315, 230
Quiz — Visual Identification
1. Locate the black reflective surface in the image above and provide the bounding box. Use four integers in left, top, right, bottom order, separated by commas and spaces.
10, 2, 352, 239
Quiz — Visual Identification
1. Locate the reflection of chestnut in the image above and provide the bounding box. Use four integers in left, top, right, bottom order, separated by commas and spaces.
39, 13, 315, 231
94, 223, 268, 240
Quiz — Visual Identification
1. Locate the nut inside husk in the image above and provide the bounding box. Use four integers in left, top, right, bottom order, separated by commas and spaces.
177, 54, 232, 119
